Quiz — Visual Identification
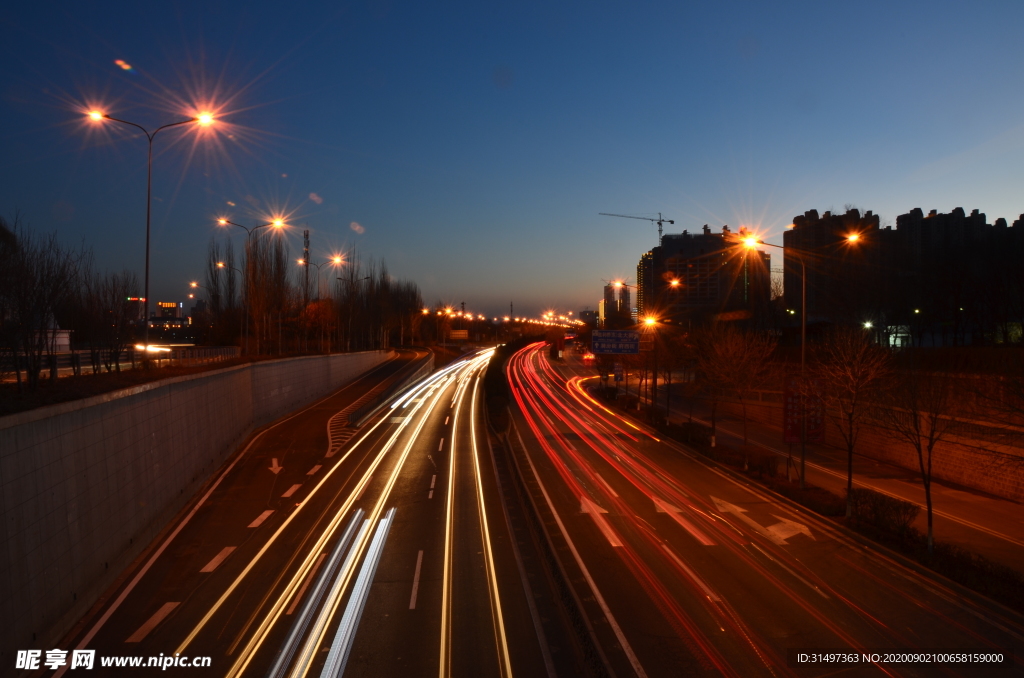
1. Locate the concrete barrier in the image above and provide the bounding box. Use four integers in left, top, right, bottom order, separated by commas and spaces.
0, 350, 392, 662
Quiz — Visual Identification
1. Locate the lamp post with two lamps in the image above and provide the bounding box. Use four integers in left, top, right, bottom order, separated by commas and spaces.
87, 108, 215, 358
215, 218, 287, 355
738, 230, 862, 488
296, 256, 344, 352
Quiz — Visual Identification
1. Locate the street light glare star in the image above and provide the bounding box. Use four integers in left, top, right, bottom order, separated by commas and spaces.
217, 218, 228, 225
88, 110, 104, 121
196, 112, 215, 126
272, 219, 284, 228
848, 233, 861, 242
742, 236, 759, 248
332, 256, 343, 265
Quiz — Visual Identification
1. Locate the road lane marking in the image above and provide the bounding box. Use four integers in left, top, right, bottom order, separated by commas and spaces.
181, 352, 437, 664
444, 416, 449, 425
321, 508, 397, 677
355, 476, 371, 501
580, 496, 622, 547
282, 484, 302, 498
468, 372, 514, 678
125, 602, 179, 643
50, 355, 406, 677
286, 552, 328, 615
199, 547, 236, 573
307, 464, 322, 475
514, 422, 648, 678
269, 458, 283, 474
268, 512, 364, 678
438, 438, 444, 451
654, 498, 716, 546
248, 510, 274, 528
594, 472, 619, 496
409, 550, 424, 609
661, 545, 720, 602
430, 474, 437, 488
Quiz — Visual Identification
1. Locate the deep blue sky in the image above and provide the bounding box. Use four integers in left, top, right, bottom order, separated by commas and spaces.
3, 1, 1024, 316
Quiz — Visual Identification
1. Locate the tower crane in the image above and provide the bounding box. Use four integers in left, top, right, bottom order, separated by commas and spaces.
599, 212, 675, 246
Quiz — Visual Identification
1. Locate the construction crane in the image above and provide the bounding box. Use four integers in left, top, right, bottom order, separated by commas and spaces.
599, 212, 675, 246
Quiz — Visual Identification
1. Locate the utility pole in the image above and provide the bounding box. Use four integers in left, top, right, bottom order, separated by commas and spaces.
302, 229, 310, 307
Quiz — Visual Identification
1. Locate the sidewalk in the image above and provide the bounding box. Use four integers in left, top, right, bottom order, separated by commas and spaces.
581, 363, 1024, 574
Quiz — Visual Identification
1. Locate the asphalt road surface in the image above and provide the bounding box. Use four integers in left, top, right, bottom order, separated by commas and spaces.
506, 342, 1023, 678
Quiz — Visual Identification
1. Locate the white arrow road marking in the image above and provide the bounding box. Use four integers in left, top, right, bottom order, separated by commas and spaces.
269, 458, 283, 474
767, 515, 815, 542
654, 498, 715, 546
711, 497, 812, 545
581, 496, 621, 547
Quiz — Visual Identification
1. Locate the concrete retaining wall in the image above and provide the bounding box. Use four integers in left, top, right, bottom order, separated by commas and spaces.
0, 351, 392, 660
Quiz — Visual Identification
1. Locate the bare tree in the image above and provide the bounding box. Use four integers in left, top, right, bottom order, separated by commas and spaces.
812, 328, 890, 517
876, 363, 963, 554
693, 325, 777, 462
0, 218, 87, 389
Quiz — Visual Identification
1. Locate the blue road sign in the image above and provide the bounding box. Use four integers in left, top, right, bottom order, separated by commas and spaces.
592, 330, 640, 354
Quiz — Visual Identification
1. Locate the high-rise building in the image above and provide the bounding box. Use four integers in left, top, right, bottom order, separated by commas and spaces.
618, 286, 632, 320
783, 208, 880, 324
636, 224, 770, 326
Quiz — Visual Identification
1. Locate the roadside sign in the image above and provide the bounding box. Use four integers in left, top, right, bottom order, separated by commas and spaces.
592, 330, 640, 354
613, 363, 623, 382
450, 329, 468, 340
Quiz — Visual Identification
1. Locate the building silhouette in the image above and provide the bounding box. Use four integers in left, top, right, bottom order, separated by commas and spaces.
636, 224, 770, 327
784, 206, 1024, 345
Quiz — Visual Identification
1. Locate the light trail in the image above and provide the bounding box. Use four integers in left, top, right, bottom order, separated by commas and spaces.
440, 350, 511, 678
511, 343, 1021, 677
469, 360, 514, 678
508, 344, 879, 677
180, 363, 460, 675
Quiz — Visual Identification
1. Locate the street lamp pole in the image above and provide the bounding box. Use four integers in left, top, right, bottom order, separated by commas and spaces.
739, 233, 859, 489
215, 262, 244, 353
217, 218, 286, 355
88, 110, 214, 359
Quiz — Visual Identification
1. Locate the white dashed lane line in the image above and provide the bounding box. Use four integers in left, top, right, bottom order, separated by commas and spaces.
281, 484, 302, 498
248, 510, 274, 528
125, 602, 179, 643
199, 547, 236, 573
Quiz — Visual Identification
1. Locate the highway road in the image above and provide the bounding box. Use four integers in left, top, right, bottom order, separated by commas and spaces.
46, 347, 558, 677
506, 342, 1023, 677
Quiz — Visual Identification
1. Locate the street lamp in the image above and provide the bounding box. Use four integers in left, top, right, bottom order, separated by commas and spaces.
216, 218, 287, 354
740, 232, 861, 487
88, 108, 215, 357
215, 262, 244, 347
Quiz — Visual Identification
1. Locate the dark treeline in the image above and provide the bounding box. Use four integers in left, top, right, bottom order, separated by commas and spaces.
603, 319, 1024, 554
0, 215, 426, 391
0, 214, 143, 389
196, 235, 425, 356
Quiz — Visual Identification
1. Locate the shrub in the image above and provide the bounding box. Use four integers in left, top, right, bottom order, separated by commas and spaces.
748, 453, 778, 478
847, 488, 919, 537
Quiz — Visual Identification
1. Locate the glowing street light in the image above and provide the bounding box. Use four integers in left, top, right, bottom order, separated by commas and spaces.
87, 108, 216, 354
737, 229, 862, 487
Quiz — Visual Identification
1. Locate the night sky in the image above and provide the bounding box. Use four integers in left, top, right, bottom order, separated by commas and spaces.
3, 1, 1024, 316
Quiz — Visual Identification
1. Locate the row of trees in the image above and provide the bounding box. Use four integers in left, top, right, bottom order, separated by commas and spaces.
0, 215, 428, 391
196, 235, 425, 356
0, 215, 142, 389
603, 323, 1022, 555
